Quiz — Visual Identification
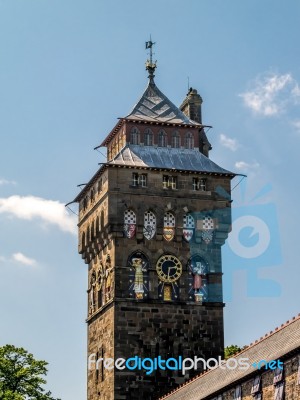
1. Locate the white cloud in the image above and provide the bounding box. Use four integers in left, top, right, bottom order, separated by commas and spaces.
240, 73, 300, 116
0, 195, 77, 234
291, 120, 300, 133
235, 161, 260, 171
12, 252, 37, 266
0, 178, 16, 185
291, 83, 300, 98
219, 134, 239, 151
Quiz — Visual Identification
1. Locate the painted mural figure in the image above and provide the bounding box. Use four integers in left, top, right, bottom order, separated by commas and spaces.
132, 257, 147, 299
192, 261, 205, 292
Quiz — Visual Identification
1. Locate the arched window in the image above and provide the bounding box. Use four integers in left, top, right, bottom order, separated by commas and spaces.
96, 216, 100, 234
90, 187, 95, 203
81, 232, 86, 248
130, 127, 140, 145
100, 210, 105, 230
98, 179, 102, 194
91, 220, 95, 240
86, 225, 91, 243
144, 128, 153, 146
184, 132, 194, 149
118, 133, 123, 151
158, 130, 167, 147
172, 131, 181, 148
107, 147, 112, 161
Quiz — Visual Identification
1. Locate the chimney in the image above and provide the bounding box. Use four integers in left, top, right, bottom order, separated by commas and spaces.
180, 87, 212, 157
180, 87, 203, 123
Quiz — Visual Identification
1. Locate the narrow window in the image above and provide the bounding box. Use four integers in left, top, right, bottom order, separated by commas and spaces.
163, 175, 168, 189
100, 210, 104, 229
233, 385, 241, 400
81, 232, 86, 248
172, 131, 180, 148
144, 129, 153, 146
91, 221, 95, 240
162, 176, 177, 189
140, 174, 147, 187
90, 188, 95, 203
251, 376, 261, 394
95, 351, 99, 382
192, 178, 198, 191
158, 130, 167, 147
132, 173, 139, 187
98, 179, 102, 193
83, 197, 87, 210
199, 178, 206, 191
130, 127, 140, 145
101, 348, 105, 381
192, 177, 206, 191
170, 176, 177, 189
185, 132, 194, 149
274, 382, 284, 400
273, 366, 283, 384
96, 216, 100, 235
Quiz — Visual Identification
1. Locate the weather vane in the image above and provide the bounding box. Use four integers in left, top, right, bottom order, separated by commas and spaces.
145, 35, 157, 82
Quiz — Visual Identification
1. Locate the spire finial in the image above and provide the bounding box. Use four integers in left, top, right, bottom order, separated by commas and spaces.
145, 36, 157, 83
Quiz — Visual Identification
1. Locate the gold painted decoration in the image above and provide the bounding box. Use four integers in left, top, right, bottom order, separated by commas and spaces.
156, 254, 182, 283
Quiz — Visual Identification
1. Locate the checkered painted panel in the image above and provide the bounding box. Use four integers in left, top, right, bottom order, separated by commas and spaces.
203, 216, 214, 230
164, 212, 175, 227
124, 209, 136, 224
144, 211, 156, 227
183, 214, 195, 228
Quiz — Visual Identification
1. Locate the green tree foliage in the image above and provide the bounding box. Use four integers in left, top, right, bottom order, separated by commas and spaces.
224, 344, 243, 359
0, 345, 60, 400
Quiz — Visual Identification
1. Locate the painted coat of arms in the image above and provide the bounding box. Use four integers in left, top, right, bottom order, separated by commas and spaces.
124, 209, 136, 239
183, 214, 195, 242
143, 211, 156, 240
163, 211, 175, 241
197, 216, 215, 244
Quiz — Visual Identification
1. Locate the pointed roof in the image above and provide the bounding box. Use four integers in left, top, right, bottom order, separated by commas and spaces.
108, 144, 235, 176
125, 81, 201, 126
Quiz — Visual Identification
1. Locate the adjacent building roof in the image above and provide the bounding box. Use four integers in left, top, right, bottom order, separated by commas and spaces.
160, 314, 300, 400
126, 81, 201, 126
108, 144, 234, 176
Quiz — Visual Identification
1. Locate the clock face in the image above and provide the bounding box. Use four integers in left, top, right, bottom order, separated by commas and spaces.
156, 255, 182, 283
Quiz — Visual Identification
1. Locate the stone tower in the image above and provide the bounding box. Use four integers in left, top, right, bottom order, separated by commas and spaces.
72, 46, 235, 400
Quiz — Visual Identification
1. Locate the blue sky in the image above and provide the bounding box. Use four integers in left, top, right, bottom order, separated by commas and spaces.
0, 1, 300, 398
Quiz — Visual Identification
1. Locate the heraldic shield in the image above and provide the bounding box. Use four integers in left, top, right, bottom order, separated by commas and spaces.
183, 214, 195, 242
124, 224, 136, 239
124, 209, 136, 239
143, 211, 156, 240
163, 211, 175, 241
201, 215, 215, 244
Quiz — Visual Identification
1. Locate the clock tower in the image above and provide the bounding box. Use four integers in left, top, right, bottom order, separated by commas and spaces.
73, 43, 235, 400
